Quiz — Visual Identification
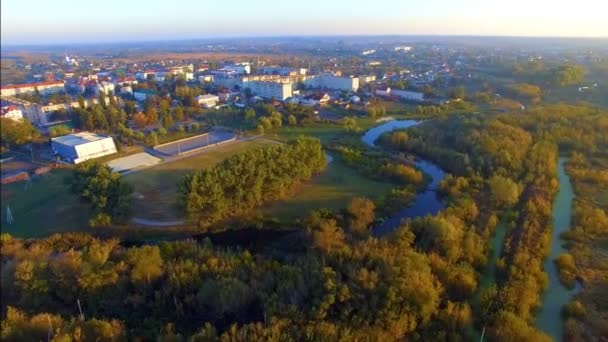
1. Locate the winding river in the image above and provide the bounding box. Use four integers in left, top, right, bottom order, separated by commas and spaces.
363, 122, 577, 340
536, 157, 577, 341
361, 119, 446, 236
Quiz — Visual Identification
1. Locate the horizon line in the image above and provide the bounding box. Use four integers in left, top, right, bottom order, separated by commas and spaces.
2, 33, 607, 48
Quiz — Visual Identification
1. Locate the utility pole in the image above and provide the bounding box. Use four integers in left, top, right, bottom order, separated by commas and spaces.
6, 205, 14, 224
77, 299, 84, 321
47, 314, 53, 342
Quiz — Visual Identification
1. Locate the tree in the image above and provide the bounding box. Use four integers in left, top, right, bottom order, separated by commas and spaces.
148, 131, 158, 146
133, 112, 148, 129
245, 108, 256, 121
126, 246, 163, 285
174, 105, 185, 122
288, 114, 297, 126
507, 83, 542, 103
551, 63, 586, 86
342, 117, 359, 133
449, 86, 466, 100
98, 92, 107, 109
145, 107, 158, 124
70, 162, 133, 226
346, 197, 376, 237
49, 125, 71, 138
124, 101, 136, 115
78, 95, 86, 109
488, 175, 521, 208
309, 218, 347, 253
0, 118, 39, 149
161, 112, 174, 129
490, 311, 551, 342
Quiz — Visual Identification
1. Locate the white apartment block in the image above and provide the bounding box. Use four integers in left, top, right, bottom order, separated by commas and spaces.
304, 74, 359, 91
1, 81, 65, 97
244, 81, 293, 101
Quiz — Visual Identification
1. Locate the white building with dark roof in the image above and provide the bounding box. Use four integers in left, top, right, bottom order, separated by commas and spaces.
51, 132, 117, 164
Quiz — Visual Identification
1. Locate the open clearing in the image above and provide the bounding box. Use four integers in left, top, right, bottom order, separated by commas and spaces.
0, 169, 90, 238
262, 159, 394, 222
125, 139, 274, 220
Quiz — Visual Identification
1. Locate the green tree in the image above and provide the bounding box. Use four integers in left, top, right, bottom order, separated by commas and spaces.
288, 114, 297, 126
174, 105, 185, 122
0, 118, 39, 149
161, 112, 174, 129
70, 162, 133, 226
449, 86, 466, 99
551, 63, 586, 86
126, 246, 163, 285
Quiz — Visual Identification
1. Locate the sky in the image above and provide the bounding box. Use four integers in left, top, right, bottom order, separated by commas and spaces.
1, 0, 607, 45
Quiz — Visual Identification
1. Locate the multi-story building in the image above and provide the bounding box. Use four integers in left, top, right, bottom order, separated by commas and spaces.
304, 74, 359, 91
243, 81, 292, 101
0, 80, 65, 97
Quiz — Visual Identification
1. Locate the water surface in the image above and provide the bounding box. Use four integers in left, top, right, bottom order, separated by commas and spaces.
361, 119, 446, 236
536, 157, 577, 341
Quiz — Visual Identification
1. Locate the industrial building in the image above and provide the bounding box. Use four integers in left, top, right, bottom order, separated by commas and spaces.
51, 132, 117, 164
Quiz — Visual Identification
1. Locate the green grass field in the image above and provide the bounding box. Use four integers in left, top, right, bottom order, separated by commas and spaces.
262, 159, 394, 222
0, 169, 90, 238
267, 116, 396, 144
124, 139, 274, 220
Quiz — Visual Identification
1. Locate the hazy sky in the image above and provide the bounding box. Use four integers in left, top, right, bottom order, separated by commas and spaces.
2, 0, 607, 44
